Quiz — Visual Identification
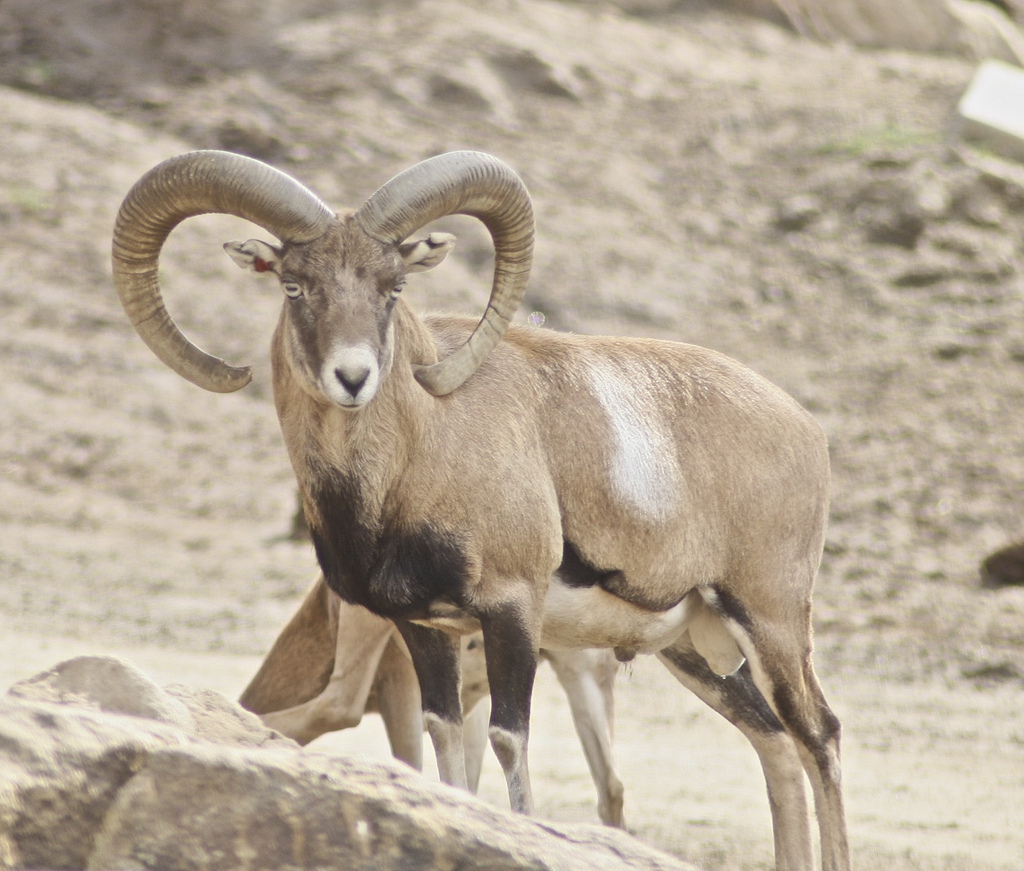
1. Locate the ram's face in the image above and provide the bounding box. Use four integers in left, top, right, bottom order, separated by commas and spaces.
225, 218, 455, 409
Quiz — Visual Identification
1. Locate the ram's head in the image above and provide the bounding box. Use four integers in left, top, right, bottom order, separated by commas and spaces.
112, 150, 534, 404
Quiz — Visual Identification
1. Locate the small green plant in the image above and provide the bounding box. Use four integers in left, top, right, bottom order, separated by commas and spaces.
2, 181, 55, 225
5, 183, 53, 218
20, 60, 55, 88
818, 123, 939, 157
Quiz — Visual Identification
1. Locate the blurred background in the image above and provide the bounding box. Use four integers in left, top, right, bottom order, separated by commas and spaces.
1, 1, 1023, 868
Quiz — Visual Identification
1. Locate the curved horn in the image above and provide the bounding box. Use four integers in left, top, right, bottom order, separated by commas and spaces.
354, 151, 534, 396
112, 150, 335, 393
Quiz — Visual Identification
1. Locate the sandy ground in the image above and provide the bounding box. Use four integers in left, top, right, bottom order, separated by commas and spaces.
2, 2, 1024, 869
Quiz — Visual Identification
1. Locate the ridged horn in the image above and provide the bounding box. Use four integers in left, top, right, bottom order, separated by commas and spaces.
111, 150, 335, 393
355, 151, 534, 396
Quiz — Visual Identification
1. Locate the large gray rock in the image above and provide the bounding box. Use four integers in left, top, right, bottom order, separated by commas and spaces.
0, 696, 183, 870
7, 655, 195, 729
0, 656, 701, 871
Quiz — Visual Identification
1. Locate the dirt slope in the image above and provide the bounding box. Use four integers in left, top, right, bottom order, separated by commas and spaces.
1, 2, 1023, 869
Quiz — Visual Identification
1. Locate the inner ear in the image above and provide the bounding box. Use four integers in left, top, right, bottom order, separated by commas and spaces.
399, 232, 456, 274
224, 239, 284, 275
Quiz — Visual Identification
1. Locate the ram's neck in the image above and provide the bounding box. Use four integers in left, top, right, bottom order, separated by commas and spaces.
271, 303, 451, 612
272, 300, 437, 519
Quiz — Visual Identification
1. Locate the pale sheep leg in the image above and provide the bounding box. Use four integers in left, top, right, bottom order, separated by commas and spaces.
258, 607, 395, 746
462, 696, 491, 793
372, 634, 424, 769
239, 576, 338, 717
544, 648, 626, 828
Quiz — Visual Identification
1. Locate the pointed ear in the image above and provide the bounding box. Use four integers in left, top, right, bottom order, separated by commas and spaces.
223, 239, 284, 275
398, 232, 456, 273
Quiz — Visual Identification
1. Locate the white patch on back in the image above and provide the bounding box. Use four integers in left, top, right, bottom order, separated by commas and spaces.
588, 360, 678, 520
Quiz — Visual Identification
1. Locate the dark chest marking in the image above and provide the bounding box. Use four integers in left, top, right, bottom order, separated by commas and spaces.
307, 472, 471, 620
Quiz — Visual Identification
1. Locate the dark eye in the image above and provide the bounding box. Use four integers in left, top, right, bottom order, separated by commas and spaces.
390, 282, 405, 300
283, 281, 302, 299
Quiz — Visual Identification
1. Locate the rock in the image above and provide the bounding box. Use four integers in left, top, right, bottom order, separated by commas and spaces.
864, 205, 926, 249
773, 0, 1024, 63
0, 0, 281, 99
774, 194, 822, 231
89, 744, 687, 871
961, 660, 1024, 682
7, 655, 195, 730
163, 683, 296, 749
953, 177, 1007, 228
1, 657, 700, 871
892, 264, 955, 287
850, 176, 930, 250
955, 59, 1024, 163
6, 655, 293, 749
980, 542, 1024, 587
932, 341, 976, 360
0, 696, 186, 870
491, 48, 587, 101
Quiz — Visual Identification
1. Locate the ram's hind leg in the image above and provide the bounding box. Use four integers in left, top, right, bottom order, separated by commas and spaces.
710, 590, 850, 871
756, 645, 848, 871
658, 642, 812, 871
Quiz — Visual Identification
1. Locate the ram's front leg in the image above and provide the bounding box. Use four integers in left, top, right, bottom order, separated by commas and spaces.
480, 600, 542, 815
395, 621, 467, 789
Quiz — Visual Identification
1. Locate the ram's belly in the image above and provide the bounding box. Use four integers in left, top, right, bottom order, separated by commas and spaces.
539, 577, 694, 652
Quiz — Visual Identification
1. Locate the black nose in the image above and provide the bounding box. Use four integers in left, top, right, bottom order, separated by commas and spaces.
335, 365, 370, 397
